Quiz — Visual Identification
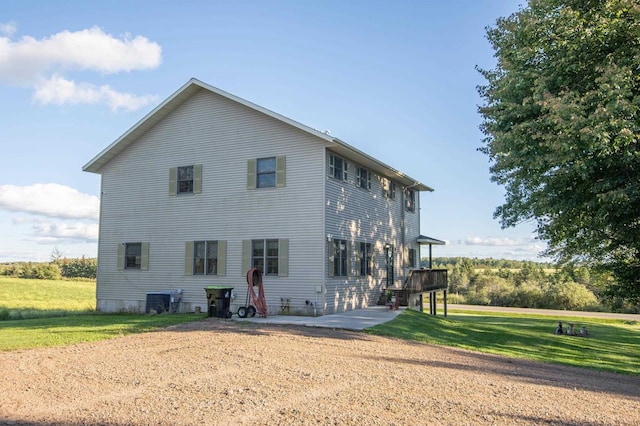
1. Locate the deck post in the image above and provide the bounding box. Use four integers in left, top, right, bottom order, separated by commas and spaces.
443, 289, 447, 317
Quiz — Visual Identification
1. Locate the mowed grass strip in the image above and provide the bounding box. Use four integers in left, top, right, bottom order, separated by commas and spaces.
368, 309, 640, 376
0, 313, 207, 351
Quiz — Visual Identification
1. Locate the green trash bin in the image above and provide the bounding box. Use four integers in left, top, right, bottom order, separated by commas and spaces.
204, 286, 233, 318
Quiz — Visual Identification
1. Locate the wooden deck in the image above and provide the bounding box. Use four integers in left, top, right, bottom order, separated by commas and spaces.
384, 269, 449, 316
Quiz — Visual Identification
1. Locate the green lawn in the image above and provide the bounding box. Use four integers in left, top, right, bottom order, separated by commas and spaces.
368, 309, 640, 375
0, 313, 207, 351
3, 277, 638, 376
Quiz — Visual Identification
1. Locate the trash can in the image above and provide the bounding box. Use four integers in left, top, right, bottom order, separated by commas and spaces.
204, 286, 233, 318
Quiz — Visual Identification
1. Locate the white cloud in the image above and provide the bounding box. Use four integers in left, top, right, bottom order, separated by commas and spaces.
0, 24, 160, 110
29, 221, 98, 244
0, 22, 16, 37
0, 183, 99, 220
34, 75, 158, 111
465, 236, 534, 247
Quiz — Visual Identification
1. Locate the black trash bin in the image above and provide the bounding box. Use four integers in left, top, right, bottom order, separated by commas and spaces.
204, 286, 233, 318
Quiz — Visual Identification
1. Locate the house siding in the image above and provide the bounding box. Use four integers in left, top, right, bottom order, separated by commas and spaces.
96, 88, 328, 314
323, 151, 422, 314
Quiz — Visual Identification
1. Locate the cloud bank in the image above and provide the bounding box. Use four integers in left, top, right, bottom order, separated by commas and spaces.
0, 183, 99, 220
0, 24, 160, 110
0, 184, 99, 244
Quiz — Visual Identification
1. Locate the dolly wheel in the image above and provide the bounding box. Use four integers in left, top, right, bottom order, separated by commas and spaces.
247, 306, 257, 317
237, 306, 248, 318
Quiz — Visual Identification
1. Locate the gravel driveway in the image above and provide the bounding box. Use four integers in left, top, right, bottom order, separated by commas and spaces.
1, 319, 638, 425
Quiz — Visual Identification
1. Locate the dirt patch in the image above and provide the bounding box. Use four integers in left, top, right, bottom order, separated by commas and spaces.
1, 319, 639, 425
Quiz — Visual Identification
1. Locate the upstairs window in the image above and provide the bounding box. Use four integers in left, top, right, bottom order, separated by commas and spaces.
177, 166, 194, 193
356, 167, 371, 190
169, 165, 202, 195
257, 157, 276, 188
383, 179, 396, 199
329, 153, 347, 181
406, 189, 416, 212
247, 157, 286, 189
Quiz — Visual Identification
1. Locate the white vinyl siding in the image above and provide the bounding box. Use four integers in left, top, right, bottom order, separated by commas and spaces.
95, 89, 326, 313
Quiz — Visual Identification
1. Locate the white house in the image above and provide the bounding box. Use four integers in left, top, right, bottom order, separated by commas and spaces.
83, 78, 440, 315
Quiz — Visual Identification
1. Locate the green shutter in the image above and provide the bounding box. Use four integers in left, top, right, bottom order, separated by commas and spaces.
242, 239, 251, 275
276, 156, 286, 188
169, 167, 177, 196
184, 241, 194, 275
193, 164, 202, 194
328, 240, 335, 277
117, 243, 124, 271
247, 159, 256, 190
346, 241, 352, 277
141, 242, 149, 271
217, 240, 227, 277
278, 239, 289, 277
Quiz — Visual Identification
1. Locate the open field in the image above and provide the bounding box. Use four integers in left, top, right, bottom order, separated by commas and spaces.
0, 277, 95, 319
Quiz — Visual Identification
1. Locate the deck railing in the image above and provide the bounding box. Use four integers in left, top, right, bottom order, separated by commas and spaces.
403, 268, 448, 293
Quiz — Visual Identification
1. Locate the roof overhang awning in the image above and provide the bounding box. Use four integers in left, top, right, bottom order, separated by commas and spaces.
416, 235, 446, 245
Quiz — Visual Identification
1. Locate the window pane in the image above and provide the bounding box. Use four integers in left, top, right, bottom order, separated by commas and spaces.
252, 240, 264, 257
194, 241, 205, 258
194, 259, 205, 275
253, 258, 264, 272
266, 258, 279, 275
178, 166, 194, 180
177, 166, 194, 194
206, 241, 218, 259
257, 158, 276, 173
207, 258, 217, 275
257, 173, 276, 188
266, 240, 278, 256
125, 243, 141, 269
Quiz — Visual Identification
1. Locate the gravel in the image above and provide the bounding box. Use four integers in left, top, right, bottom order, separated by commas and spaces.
1, 319, 639, 425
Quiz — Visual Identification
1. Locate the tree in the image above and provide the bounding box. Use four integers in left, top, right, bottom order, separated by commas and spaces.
478, 0, 640, 304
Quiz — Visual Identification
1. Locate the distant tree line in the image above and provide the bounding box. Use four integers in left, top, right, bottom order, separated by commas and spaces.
0, 256, 97, 280
424, 257, 637, 314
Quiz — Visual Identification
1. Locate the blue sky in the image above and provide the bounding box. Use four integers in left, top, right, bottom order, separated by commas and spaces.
0, 0, 546, 263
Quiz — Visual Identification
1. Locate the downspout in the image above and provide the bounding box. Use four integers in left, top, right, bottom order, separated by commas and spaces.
400, 187, 406, 284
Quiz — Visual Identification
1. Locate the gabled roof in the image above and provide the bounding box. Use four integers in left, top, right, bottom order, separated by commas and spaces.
83, 78, 434, 192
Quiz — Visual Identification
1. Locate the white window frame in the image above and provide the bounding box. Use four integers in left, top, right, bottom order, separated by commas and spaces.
194, 240, 219, 275
252, 239, 279, 276
329, 153, 348, 181
356, 167, 371, 190
406, 189, 416, 212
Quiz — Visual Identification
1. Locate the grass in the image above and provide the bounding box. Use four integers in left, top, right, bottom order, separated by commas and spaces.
0, 313, 207, 351
0, 276, 96, 319
368, 309, 640, 375
3, 276, 638, 376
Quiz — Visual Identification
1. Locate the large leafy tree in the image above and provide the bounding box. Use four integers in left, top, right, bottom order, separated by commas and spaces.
478, 0, 640, 304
